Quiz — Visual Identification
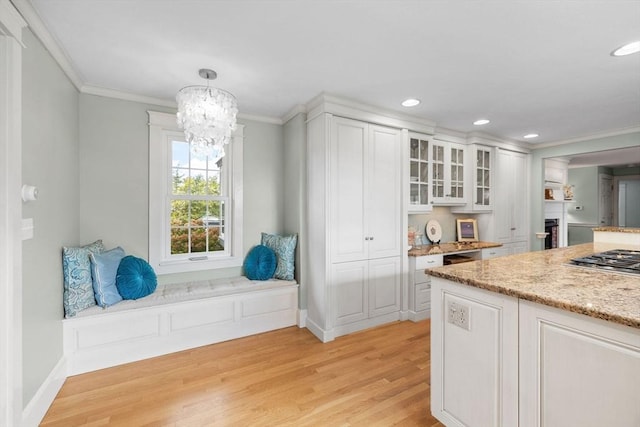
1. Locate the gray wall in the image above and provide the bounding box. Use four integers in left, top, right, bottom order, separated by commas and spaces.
78, 94, 285, 285
283, 113, 306, 307
21, 29, 79, 405
567, 166, 599, 225
619, 178, 640, 227
530, 131, 640, 251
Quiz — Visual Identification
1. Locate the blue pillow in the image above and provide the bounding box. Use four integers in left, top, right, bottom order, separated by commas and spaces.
116, 256, 157, 300
244, 245, 277, 280
261, 233, 297, 280
62, 239, 105, 317
89, 247, 126, 307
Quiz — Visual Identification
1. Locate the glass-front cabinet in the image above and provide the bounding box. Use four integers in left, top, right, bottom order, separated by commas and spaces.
473, 146, 493, 210
431, 140, 466, 205
408, 134, 431, 212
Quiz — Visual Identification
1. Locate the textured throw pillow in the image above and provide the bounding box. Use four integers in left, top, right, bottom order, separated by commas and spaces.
261, 232, 297, 280
62, 239, 105, 317
90, 247, 126, 307
243, 244, 277, 281
116, 256, 157, 300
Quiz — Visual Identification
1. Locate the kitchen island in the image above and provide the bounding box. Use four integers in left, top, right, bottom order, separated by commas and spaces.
427, 240, 640, 427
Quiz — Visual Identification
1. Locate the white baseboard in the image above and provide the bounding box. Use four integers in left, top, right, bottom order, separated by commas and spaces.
22, 356, 67, 427
297, 308, 307, 327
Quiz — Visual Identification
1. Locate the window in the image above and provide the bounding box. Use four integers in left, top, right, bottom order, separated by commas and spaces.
148, 111, 243, 274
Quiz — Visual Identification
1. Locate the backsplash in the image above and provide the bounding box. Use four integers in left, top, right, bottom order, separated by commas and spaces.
409, 207, 479, 245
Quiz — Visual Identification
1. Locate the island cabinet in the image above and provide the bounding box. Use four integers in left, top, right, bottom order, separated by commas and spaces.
431, 276, 640, 427
519, 301, 640, 427
407, 254, 444, 321
306, 113, 403, 342
431, 277, 519, 427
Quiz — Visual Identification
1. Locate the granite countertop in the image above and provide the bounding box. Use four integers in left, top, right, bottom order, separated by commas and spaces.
426, 243, 640, 329
408, 241, 502, 257
593, 227, 640, 233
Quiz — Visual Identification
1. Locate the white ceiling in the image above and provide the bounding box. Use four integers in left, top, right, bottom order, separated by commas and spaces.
23, 0, 640, 146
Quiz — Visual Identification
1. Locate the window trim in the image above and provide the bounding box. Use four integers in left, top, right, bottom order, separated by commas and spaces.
148, 111, 243, 274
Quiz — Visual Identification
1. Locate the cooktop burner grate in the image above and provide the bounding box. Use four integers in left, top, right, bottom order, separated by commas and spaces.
569, 249, 640, 275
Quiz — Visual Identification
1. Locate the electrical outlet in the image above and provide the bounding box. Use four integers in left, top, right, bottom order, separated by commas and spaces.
447, 301, 471, 331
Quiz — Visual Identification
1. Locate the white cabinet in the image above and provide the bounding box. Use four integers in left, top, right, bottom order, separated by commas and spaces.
431, 140, 466, 205
330, 117, 402, 263
407, 254, 443, 321
494, 149, 528, 243
478, 148, 529, 249
472, 145, 493, 211
431, 277, 519, 427
481, 247, 509, 259
431, 277, 640, 427
307, 113, 403, 342
519, 301, 640, 427
408, 134, 432, 213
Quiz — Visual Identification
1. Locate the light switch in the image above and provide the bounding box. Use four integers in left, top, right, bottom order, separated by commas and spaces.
22, 218, 34, 240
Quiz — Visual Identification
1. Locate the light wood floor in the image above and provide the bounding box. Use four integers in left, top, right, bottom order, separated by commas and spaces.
42, 320, 444, 426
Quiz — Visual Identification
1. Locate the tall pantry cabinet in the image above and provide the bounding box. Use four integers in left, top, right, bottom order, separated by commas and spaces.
306, 113, 404, 342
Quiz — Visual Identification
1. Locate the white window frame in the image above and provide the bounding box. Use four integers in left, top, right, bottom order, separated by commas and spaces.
148, 111, 243, 274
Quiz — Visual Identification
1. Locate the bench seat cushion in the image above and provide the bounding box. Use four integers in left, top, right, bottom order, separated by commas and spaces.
74, 276, 297, 318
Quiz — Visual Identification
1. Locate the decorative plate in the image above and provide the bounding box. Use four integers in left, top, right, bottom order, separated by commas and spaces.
425, 220, 442, 244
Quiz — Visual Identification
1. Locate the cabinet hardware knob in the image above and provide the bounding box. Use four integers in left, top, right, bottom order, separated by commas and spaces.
370, 237, 374, 240
511, 227, 516, 231
365, 237, 369, 241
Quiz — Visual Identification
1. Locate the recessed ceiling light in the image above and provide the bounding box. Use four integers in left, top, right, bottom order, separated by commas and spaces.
523, 133, 539, 139
612, 41, 640, 56
473, 119, 490, 126
401, 98, 420, 107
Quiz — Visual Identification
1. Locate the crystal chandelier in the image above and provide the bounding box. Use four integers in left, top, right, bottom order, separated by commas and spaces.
176, 69, 238, 158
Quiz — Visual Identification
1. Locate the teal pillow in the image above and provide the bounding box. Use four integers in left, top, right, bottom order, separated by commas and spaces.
244, 245, 277, 280
62, 240, 104, 317
261, 233, 297, 280
116, 256, 157, 300
90, 247, 126, 307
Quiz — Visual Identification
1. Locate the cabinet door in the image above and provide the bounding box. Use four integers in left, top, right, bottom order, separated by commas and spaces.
431, 141, 466, 205
368, 124, 402, 259
332, 260, 368, 326
511, 151, 529, 242
368, 256, 401, 318
473, 146, 493, 211
519, 301, 640, 427
330, 117, 368, 263
494, 149, 515, 243
408, 134, 432, 212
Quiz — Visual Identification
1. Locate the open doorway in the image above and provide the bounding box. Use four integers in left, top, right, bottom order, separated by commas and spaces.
614, 175, 640, 227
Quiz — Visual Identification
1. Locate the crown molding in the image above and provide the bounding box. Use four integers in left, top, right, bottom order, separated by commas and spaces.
11, 0, 83, 90
282, 104, 307, 124
1, 0, 26, 41
532, 126, 640, 149
237, 112, 282, 125
81, 85, 177, 108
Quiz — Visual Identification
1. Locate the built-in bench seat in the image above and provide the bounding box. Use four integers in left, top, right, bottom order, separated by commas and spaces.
63, 277, 299, 375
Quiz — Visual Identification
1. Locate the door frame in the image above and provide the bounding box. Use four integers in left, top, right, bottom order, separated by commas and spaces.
0, 2, 26, 425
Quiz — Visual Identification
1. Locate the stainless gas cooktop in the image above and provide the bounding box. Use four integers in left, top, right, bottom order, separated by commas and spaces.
569, 249, 640, 276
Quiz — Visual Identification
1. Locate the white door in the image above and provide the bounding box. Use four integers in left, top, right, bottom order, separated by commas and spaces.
368, 256, 401, 317
367, 124, 402, 259
599, 174, 613, 226
330, 117, 368, 263
332, 260, 368, 326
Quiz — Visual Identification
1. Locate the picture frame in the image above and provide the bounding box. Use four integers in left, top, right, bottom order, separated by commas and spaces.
456, 218, 478, 242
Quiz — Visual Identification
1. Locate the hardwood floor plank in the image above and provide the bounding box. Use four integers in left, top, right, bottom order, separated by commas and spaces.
42, 320, 444, 426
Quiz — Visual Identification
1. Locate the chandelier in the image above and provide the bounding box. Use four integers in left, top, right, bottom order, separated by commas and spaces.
176, 69, 238, 158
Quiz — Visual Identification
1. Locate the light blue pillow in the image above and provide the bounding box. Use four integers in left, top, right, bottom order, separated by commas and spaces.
261, 233, 297, 281
90, 247, 126, 307
62, 240, 104, 317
